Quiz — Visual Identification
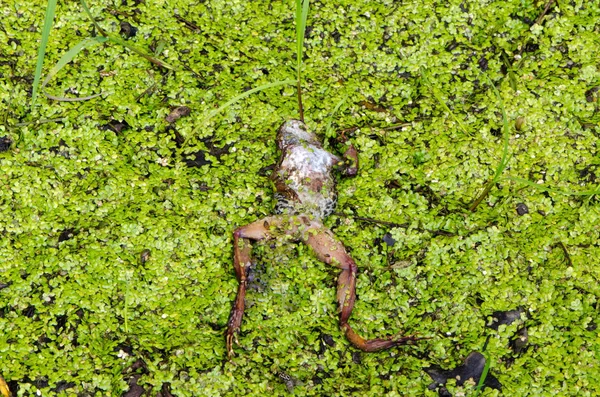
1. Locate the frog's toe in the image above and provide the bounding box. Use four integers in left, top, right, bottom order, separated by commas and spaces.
226, 329, 238, 358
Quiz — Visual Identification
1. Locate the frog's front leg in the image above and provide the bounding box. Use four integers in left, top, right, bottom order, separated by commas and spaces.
303, 222, 420, 351
332, 144, 359, 177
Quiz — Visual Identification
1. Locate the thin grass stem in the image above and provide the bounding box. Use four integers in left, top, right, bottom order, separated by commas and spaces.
31, 0, 57, 107
295, 0, 309, 121
177, 79, 296, 151
420, 67, 469, 136
469, 74, 511, 211
204, 79, 296, 122
472, 353, 491, 397
42, 37, 106, 86
325, 97, 347, 137
505, 176, 600, 197
80, 0, 175, 70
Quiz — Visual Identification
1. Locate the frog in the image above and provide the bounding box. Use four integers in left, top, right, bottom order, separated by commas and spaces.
226, 120, 419, 358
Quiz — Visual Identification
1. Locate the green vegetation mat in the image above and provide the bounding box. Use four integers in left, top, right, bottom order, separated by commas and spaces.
1, 0, 599, 395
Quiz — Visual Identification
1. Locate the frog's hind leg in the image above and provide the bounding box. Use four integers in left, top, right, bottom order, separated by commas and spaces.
226, 215, 290, 358
302, 221, 420, 352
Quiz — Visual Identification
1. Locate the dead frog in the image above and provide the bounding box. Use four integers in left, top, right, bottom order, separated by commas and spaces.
226, 120, 419, 357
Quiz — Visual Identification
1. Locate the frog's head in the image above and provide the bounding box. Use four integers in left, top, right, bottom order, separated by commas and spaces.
277, 120, 322, 150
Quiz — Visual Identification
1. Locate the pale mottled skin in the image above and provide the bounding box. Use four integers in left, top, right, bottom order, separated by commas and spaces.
226, 120, 418, 358
272, 120, 344, 219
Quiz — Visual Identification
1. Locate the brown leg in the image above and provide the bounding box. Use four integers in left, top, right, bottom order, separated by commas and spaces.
227, 216, 275, 358
227, 215, 419, 358
302, 220, 420, 351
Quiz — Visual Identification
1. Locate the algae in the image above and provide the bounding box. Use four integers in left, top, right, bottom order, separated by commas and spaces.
0, 0, 599, 395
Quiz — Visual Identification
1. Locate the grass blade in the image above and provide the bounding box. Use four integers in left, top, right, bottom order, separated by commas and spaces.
178, 78, 296, 151
489, 75, 511, 182
505, 176, 600, 197
205, 79, 296, 122
469, 73, 512, 211
295, 0, 310, 66
80, 0, 175, 70
295, 0, 310, 121
103, 34, 175, 70
31, 0, 58, 107
0, 373, 10, 397
79, 0, 108, 36
325, 97, 347, 137
420, 67, 469, 136
44, 92, 106, 102
472, 353, 491, 397
41, 36, 109, 101
42, 36, 108, 88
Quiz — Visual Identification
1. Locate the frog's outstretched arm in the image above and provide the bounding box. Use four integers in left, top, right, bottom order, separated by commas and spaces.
226, 215, 418, 358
